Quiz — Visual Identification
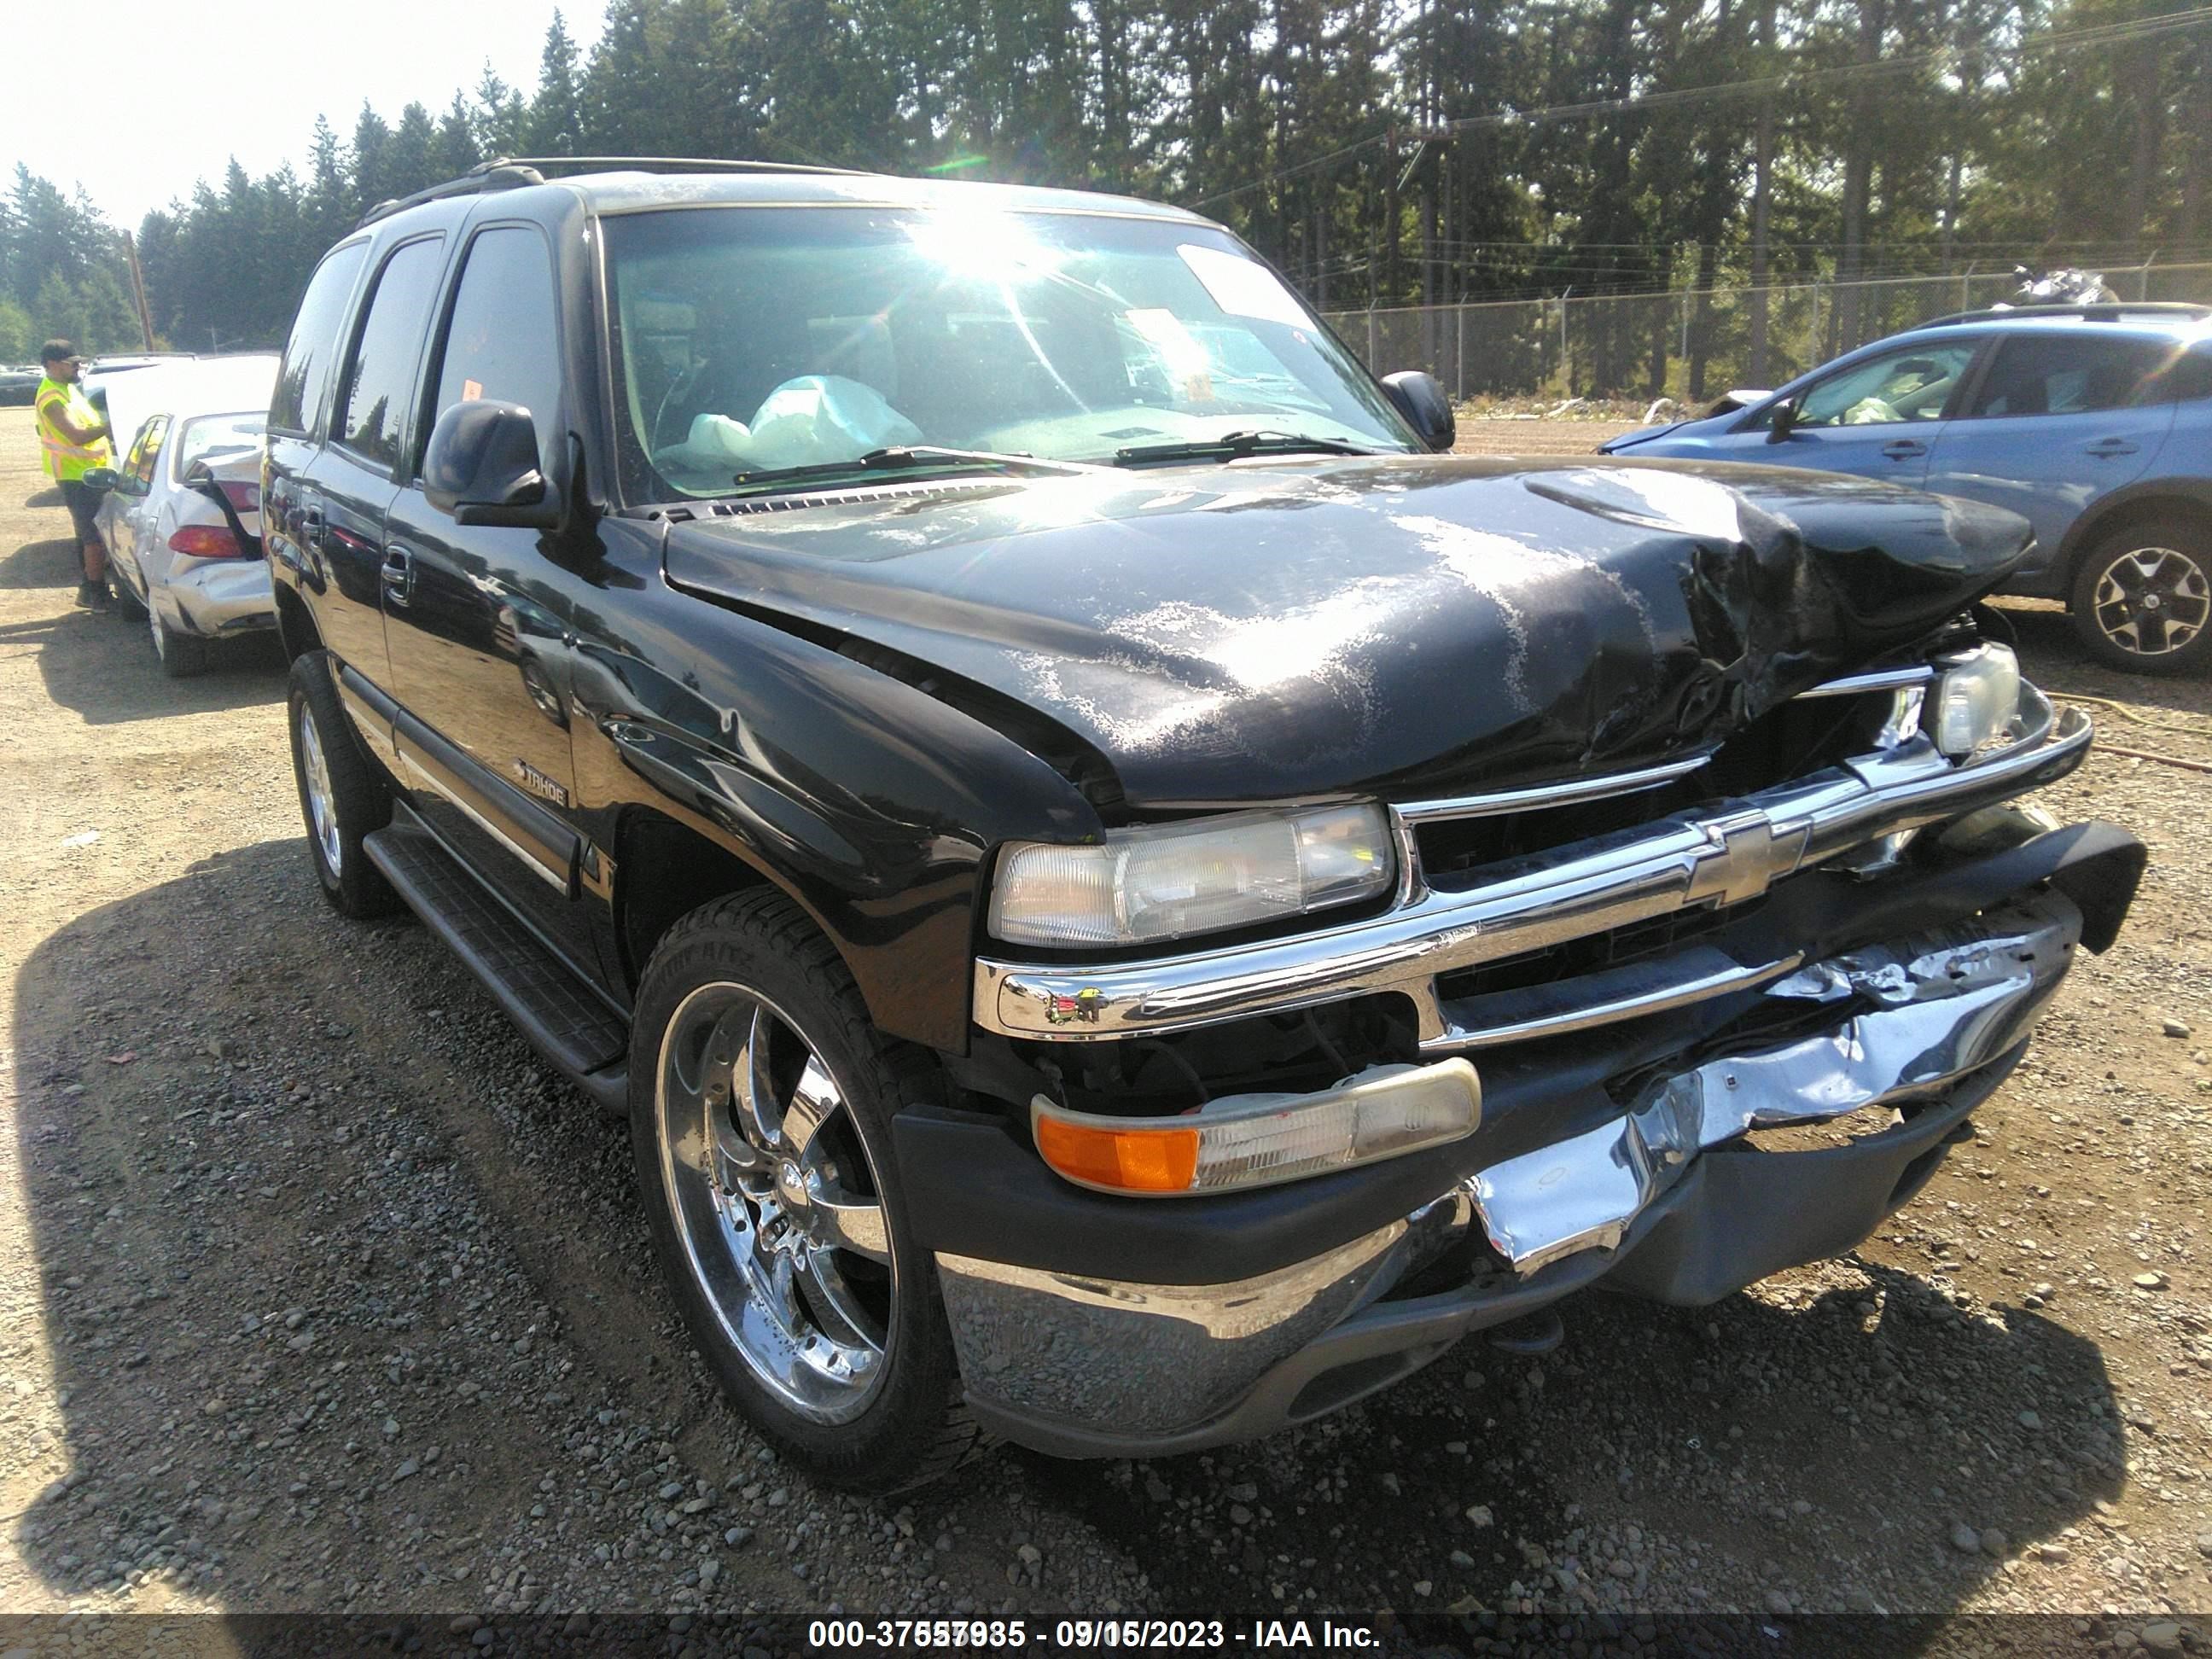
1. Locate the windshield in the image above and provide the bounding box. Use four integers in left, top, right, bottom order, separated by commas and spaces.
172, 410, 265, 481
602, 205, 1417, 501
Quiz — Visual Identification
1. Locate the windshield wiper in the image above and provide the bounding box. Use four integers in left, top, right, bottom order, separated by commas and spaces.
1109, 430, 1380, 465
730, 445, 1100, 494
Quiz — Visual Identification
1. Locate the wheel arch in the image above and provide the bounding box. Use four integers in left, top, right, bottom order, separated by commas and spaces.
273, 581, 324, 662
2054, 480, 2212, 585
611, 807, 779, 1002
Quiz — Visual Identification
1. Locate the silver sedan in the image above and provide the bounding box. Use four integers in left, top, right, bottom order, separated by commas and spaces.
96, 402, 271, 677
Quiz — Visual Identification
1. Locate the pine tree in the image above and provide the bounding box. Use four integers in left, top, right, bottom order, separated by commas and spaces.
474, 64, 528, 158
661, 0, 751, 159
351, 102, 394, 214
304, 115, 354, 252
386, 102, 442, 200
527, 11, 587, 156
437, 93, 485, 178
583, 0, 664, 154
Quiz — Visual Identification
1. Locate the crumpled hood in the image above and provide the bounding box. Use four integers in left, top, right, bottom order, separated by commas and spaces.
662, 454, 2030, 806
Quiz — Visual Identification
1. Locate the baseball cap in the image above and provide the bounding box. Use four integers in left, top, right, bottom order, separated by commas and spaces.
39, 340, 83, 366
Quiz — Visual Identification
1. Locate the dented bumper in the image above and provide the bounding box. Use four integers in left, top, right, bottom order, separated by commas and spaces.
911, 818, 2143, 1457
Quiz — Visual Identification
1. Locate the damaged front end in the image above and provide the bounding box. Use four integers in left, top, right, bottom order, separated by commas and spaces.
897, 659, 2144, 1457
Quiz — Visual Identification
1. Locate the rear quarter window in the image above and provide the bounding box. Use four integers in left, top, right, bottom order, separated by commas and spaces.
271, 242, 368, 437
2165, 348, 2212, 404
1966, 334, 2175, 417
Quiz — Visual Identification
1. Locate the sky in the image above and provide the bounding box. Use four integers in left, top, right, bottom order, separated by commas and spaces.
3, 0, 602, 229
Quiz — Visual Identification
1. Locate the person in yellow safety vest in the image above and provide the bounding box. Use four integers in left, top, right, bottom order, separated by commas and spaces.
35, 339, 115, 611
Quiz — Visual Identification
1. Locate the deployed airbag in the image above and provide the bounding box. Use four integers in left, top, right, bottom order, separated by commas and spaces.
655, 375, 923, 476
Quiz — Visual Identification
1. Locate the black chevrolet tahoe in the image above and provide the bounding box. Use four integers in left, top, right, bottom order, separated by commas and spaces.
265, 157, 2145, 1493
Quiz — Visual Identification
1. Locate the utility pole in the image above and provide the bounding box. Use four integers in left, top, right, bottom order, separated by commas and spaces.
1382, 124, 1400, 308
1394, 124, 1453, 349
119, 230, 156, 352
1748, 0, 1778, 384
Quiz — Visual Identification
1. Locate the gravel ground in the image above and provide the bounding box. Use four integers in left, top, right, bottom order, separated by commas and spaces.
1, 408, 2208, 1639
1452, 417, 1641, 457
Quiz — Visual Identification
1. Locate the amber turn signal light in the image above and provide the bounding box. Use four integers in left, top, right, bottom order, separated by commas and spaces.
1033, 1113, 1201, 1193
1030, 1058, 1481, 1197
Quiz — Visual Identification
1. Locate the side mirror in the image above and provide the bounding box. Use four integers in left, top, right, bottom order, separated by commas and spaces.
79, 466, 119, 493
1767, 400, 1800, 443
422, 399, 558, 528
1381, 370, 1456, 452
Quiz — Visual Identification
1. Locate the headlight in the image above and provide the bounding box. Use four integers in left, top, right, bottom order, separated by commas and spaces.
988, 802, 1395, 948
1930, 643, 2023, 758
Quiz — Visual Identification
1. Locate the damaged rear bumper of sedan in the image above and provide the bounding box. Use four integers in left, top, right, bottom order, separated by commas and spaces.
157, 554, 277, 639
901, 681, 2145, 1458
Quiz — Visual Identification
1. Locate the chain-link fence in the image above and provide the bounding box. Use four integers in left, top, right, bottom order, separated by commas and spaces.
1323, 261, 2212, 404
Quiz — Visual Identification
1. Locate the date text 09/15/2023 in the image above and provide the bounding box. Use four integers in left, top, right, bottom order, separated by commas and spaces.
805, 1618, 1382, 1650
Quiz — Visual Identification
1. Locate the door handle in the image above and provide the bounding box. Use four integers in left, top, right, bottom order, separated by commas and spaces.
381, 545, 416, 607
1880, 439, 1926, 460
2085, 438, 2139, 458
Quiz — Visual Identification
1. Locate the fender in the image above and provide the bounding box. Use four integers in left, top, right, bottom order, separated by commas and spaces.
563, 519, 1103, 1053
2051, 474, 2212, 581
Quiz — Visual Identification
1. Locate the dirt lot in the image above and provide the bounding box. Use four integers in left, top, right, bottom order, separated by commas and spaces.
1, 407, 2209, 1635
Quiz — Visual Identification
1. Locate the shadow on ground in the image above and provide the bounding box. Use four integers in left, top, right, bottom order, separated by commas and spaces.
7, 839, 638, 1610
1018, 1260, 2124, 1615
10, 842, 2126, 1617
0, 535, 283, 722
0, 528, 77, 590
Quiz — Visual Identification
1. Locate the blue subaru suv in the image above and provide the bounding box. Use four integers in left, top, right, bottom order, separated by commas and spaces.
1602, 304, 2212, 673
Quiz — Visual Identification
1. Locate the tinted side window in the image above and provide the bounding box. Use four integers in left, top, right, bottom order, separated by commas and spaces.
1966, 335, 2174, 418
336, 237, 447, 471
427, 226, 563, 469
271, 242, 368, 435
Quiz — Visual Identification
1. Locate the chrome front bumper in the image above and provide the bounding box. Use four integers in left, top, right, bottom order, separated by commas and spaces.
938, 888, 2085, 1455
973, 683, 2090, 1050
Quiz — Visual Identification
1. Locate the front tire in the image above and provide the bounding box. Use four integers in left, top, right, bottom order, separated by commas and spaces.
629, 890, 982, 1493
2069, 519, 2212, 675
287, 652, 399, 917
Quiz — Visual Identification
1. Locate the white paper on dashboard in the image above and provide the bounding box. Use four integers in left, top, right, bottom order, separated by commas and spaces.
1177, 244, 1308, 328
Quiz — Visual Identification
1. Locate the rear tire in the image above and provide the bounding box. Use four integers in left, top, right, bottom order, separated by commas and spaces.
151, 602, 211, 678
628, 890, 985, 1493
287, 651, 400, 917
2068, 519, 2212, 676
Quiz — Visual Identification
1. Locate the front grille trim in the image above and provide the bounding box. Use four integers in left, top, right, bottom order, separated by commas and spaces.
972, 685, 2088, 1045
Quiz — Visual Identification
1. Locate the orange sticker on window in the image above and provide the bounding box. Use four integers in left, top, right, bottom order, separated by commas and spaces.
462, 378, 483, 402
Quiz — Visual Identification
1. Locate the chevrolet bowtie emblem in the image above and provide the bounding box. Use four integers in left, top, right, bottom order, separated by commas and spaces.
1686, 810, 1786, 908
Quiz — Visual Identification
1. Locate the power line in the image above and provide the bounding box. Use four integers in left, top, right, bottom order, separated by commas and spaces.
1186, 3, 2212, 210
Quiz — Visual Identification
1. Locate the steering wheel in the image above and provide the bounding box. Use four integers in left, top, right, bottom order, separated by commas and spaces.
653, 358, 719, 452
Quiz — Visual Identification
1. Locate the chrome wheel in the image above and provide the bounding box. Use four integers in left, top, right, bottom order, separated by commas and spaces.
297, 702, 343, 876
655, 984, 894, 1423
2092, 546, 2211, 658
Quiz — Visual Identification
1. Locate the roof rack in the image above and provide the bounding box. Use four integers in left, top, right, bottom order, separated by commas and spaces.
355, 154, 864, 230
1908, 300, 2212, 331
